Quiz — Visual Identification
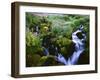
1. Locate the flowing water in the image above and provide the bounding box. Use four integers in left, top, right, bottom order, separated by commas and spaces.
67, 28, 86, 65
43, 25, 86, 65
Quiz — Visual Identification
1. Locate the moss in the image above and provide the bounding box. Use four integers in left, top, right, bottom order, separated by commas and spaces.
38, 55, 60, 66
26, 54, 41, 67
60, 38, 75, 59
26, 13, 89, 66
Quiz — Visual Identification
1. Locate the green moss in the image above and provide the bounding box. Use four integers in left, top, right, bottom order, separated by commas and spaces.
26, 13, 89, 66
26, 54, 41, 67
38, 55, 58, 66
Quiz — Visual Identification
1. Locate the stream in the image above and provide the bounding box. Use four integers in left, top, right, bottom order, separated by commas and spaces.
42, 25, 86, 65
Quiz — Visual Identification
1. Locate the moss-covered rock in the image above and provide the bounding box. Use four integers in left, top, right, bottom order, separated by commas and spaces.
37, 55, 64, 66
26, 54, 41, 67
56, 37, 75, 59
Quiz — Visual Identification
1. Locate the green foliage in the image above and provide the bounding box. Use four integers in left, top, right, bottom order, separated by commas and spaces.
26, 32, 42, 55
38, 55, 59, 66
26, 54, 41, 67
56, 37, 74, 58
26, 12, 41, 30
26, 32, 41, 47
26, 13, 89, 66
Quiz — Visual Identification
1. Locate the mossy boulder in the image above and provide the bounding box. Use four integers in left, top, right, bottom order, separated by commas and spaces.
38, 55, 64, 66
56, 37, 75, 59
26, 54, 41, 67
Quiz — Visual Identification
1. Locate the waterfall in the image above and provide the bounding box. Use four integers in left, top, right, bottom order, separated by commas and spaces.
56, 53, 67, 65
42, 25, 86, 65
56, 25, 86, 65
43, 47, 49, 56
68, 25, 86, 65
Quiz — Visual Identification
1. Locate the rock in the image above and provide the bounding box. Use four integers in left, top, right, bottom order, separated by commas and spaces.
37, 55, 64, 66
26, 54, 41, 67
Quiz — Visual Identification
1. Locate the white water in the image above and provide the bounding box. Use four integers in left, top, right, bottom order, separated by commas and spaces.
67, 27, 86, 65
42, 25, 86, 65
57, 25, 86, 65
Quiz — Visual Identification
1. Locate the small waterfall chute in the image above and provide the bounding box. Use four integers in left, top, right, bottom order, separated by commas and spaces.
56, 25, 86, 65
67, 25, 86, 65
42, 25, 86, 65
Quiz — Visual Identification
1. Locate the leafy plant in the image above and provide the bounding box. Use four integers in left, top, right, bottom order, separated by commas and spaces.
26, 32, 42, 55
26, 13, 90, 66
